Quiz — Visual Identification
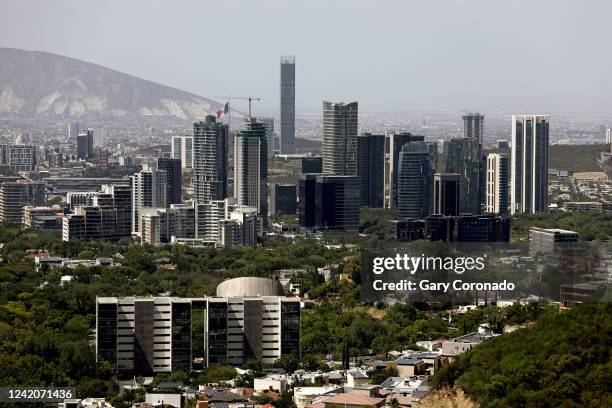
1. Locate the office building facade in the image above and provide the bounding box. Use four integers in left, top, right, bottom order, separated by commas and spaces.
315, 175, 360, 231
322, 101, 358, 176
433, 173, 460, 216
385, 131, 425, 209
0, 144, 37, 172
301, 157, 323, 174
77, 133, 89, 160
96, 293, 300, 375
510, 115, 549, 214
397, 142, 434, 219
486, 153, 509, 214
529, 227, 578, 255
271, 183, 297, 215
425, 214, 510, 242
358, 133, 385, 208
298, 174, 318, 228
280, 55, 296, 155
193, 117, 228, 203
441, 138, 481, 214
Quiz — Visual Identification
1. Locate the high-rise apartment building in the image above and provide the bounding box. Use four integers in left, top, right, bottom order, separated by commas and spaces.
280, 55, 296, 155
486, 153, 509, 214
510, 115, 549, 214
322, 101, 358, 176
397, 142, 434, 219
234, 118, 268, 220
157, 158, 182, 206
385, 131, 425, 209
462, 112, 485, 145
433, 173, 460, 216
171, 134, 194, 169
193, 116, 228, 203
357, 133, 385, 208
131, 167, 168, 234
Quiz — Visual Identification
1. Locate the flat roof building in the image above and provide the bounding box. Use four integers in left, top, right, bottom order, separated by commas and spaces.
96, 292, 300, 376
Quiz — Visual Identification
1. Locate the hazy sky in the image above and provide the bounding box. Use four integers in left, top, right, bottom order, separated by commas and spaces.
1, 0, 611, 114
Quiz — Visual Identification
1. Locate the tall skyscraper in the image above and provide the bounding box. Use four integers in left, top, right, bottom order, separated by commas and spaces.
157, 157, 182, 206
234, 118, 268, 220
397, 142, 434, 219
357, 133, 385, 208
131, 167, 168, 234
462, 112, 485, 145
172, 134, 194, 169
606, 127, 612, 146
76, 133, 89, 160
68, 122, 80, 143
433, 173, 460, 216
441, 138, 481, 214
385, 131, 425, 209
486, 153, 509, 215
259, 117, 275, 158
92, 127, 106, 147
280, 56, 296, 155
510, 115, 549, 214
86, 128, 95, 157
322, 101, 358, 176
193, 116, 228, 203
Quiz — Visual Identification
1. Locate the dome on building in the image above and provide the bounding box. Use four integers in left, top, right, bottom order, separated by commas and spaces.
216, 277, 284, 297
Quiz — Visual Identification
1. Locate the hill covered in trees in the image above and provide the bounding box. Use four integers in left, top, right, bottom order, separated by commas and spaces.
432, 303, 612, 408
549, 143, 607, 172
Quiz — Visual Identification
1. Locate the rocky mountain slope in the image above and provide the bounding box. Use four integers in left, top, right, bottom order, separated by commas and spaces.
0, 47, 222, 120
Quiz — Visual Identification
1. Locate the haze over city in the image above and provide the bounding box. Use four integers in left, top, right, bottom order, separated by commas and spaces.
0, 2, 611, 408
2, 0, 611, 113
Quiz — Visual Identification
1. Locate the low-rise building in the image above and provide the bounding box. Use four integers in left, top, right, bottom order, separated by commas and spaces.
529, 227, 579, 255
254, 374, 289, 393
441, 332, 499, 359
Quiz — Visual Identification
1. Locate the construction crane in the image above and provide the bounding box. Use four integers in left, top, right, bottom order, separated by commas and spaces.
214, 95, 261, 118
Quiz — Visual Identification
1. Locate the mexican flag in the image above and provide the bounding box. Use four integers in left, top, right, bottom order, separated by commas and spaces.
216, 102, 229, 119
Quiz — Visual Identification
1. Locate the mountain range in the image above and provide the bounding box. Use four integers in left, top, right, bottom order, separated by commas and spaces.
0, 47, 223, 120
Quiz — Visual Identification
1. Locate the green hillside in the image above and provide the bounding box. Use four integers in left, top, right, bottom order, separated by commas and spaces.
432, 303, 612, 408
549, 143, 608, 172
